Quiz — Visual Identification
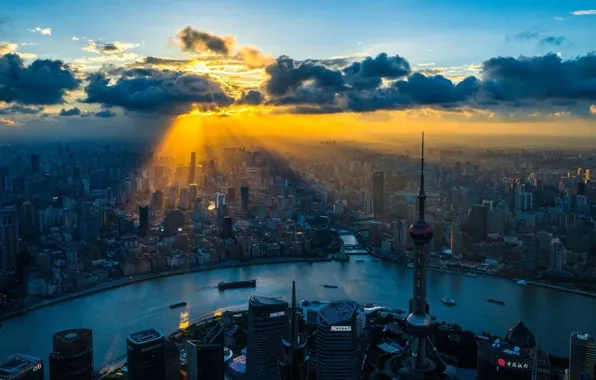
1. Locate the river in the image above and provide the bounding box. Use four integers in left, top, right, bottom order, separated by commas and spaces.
1, 259, 595, 374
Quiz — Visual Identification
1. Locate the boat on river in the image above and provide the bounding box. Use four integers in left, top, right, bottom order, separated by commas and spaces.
487, 298, 505, 305
517, 280, 528, 285
169, 301, 187, 309
442, 298, 457, 306
355, 260, 365, 263
466, 272, 478, 277
218, 279, 257, 290
323, 284, 339, 289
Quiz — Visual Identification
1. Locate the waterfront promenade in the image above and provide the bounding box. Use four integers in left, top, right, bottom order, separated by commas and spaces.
0, 256, 331, 322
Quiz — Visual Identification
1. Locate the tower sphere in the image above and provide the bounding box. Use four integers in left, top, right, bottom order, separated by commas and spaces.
409, 220, 433, 244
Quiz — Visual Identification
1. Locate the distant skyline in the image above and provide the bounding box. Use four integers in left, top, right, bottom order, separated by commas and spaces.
0, 0, 595, 136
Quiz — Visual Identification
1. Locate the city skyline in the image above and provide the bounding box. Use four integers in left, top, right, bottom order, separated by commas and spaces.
0, 0, 595, 143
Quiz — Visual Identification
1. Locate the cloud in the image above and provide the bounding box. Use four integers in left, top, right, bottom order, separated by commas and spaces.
0, 54, 80, 105
173, 26, 273, 69
553, 16, 564, 20
237, 90, 264, 105
0, 103, 43, 115
0, 42, 17, 54
83, 40, 140, 54
0, 43, 38, 60
83, 68, 234, 114
175, 26, 236, 55
94, 110, 117, 118
0, 117, 16, 126
59, 107, 81, 116
236, 46, 274, 69
72, 37, 79, 41
507, 31, 540, 42
28, 27, 52, 35
591, 105, 596, 114
539, 36, 568, 46
506, 31, 569, 47
258, 52, 596, 114
143, 56, 190, 66
570, 10, 596, 16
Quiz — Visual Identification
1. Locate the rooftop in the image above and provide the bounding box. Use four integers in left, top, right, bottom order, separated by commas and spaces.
572, 332, 594, 342
317, 300, 358, 325
249, 295, 287, 307
54, 328, 91, 343
127, 328, 163, 344
0, 354, 41, 376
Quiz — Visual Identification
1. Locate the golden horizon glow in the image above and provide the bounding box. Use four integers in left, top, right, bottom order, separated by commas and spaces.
149, 106, 596, 175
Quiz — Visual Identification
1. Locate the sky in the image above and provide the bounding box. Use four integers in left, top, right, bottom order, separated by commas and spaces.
0, 0, 595, 142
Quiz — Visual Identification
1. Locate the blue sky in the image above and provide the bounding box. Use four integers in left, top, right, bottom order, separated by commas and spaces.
1, 0, 596, 132
2, 0, 595, 67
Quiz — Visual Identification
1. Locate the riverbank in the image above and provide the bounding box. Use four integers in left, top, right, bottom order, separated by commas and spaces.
0, 256, 331, 322
370, 250, 596, 299
526, 280, 596, 298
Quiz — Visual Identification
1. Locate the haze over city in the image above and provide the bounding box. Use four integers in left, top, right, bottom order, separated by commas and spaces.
1, 1, 596, 380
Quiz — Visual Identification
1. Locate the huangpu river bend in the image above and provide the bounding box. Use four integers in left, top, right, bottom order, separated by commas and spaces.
1, 260, 595, 368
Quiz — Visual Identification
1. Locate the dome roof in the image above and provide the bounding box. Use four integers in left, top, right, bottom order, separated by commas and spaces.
504, 321, 536, 348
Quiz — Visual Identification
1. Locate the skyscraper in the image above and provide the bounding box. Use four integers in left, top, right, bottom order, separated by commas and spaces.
315, 300, 360, 380
188, 152, 197, 184
568, 332, 595, 380
246, 296, 288, 380
279, 282, 310, 380
126, 329, 166, 380
48, 329, 94, 380
186, 340, 225, 380
227, 187, 236, 202
152, 190, 164, 211
372, 171, 384, 215
402, 132, 435, 376
0, 354, 43, 380
138, 205, 149, 237
241, 186, 249, 213
0, 211, 19, 271
221, 216, 232, 239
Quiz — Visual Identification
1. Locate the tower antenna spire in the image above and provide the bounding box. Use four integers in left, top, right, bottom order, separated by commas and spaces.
418, 131, 426, 221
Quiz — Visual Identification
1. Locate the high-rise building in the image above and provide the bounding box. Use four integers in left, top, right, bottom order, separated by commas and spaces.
476, 321, 551, 380
279, 282, 310, 380
186, 340, 224, 380
227, 187, 236, 202
180, 188, 189, 210
246, 296, 288, 380
164, 338, 180, 380
48, 329, 94, 380
126, 329, 166, 380
315, 300, 360, 380
241, 186, 249, 213
138, 206, 149, 237
568, 332, 595, 380
188, 152, 197, 184
221, 216, 232, 239
0, 211, 19, 271
189, 184, 198, 201
372, 171, 384, 215
152, 190, 164, 211
0, 354, 43, 379
30, 154, 40, 175
163, 210, 185, 238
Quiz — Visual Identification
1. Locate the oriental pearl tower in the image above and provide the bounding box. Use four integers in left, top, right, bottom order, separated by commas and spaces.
400, 132, 437, 378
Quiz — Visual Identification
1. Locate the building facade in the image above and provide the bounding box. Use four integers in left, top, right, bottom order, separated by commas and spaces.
246, 296, 288, 380
49, 329, 94, 380
316, 300, 360, 380
126, 329, 166, 380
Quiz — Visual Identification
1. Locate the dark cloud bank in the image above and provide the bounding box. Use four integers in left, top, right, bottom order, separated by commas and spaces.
1, 49, 596, 117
